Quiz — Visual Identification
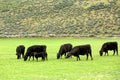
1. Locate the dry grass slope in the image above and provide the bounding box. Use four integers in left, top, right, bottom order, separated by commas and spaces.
0, 0, 120, 37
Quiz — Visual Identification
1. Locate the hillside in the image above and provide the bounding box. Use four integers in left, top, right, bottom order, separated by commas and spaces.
0, 0, 120, 38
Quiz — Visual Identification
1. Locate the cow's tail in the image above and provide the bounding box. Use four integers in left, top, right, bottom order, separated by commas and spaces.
45, 52, 48, 60
89, 45, 93, 60
116, 42, 118, 55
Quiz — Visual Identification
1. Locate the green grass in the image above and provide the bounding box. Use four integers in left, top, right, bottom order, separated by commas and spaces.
0, 38, 120, 80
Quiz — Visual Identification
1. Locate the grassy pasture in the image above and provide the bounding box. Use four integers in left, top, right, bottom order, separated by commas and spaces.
0, 38, 120, 80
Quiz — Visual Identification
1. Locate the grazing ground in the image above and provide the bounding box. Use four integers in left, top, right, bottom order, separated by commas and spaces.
0, 38, 120, 80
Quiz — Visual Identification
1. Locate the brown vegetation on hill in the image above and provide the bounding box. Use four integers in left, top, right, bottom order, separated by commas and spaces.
0, 0, 120, 38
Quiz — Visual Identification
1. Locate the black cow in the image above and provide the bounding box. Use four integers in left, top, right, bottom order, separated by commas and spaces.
35, 52, 48, 61
66, 44, 93, 61
16, 45, 25, 59
24, 45, 47, 61
99, 42, 118, 56
57, 43, 72, 59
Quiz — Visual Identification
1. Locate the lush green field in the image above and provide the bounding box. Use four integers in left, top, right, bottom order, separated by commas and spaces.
0, 38, 120, 80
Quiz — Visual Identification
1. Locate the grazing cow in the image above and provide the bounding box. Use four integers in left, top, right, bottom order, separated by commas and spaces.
35, 52, 48, 61
66, 44, 93, 61
57, 43, 72, 59
99, 42, 118, 56
16, 45, 25, 59
24, 45, 47, 61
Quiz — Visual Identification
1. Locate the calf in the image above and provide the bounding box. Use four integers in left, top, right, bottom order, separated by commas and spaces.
57, 43, 72, 59
16, 45, 25, 59
66, 44, 93, 61
24, 45, 47, 61
99, 42, 118, 56
35, 52, 48, 61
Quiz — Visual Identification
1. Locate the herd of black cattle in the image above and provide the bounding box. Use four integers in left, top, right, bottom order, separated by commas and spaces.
16, 42, 118, 61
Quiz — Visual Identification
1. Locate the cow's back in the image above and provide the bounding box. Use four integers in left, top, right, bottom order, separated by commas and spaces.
59, 43, 72, 53
103, 42, 118, 50
27, 45, 46, 52
78, 44, 91, 55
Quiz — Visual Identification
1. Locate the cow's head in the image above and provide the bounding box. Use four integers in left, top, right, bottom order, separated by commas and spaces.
24, 55, 28, 61
57, 53, 60, 59
99, 50, 103, 56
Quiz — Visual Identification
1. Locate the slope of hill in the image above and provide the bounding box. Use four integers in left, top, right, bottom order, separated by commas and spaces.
0, 0, 120, 37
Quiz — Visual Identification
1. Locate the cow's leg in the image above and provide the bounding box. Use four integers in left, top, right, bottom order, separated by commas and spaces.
104, 52, 106, 56
60, 54, 62, 59
106, 51, 109, 56
45, 57, 47, 61
17, 54, 20, 59
104, 51, 108, 56
44, 54, 48, 60
22, 53, 24, 58
41, 56, 45, 61
17, 53, 21, 59
64, 53, 66, 57
113, 50, 115, 56
36, 57, 38, 62
28, 56, 31, 61
76, 55, 80, 61
86, 54, 88, 60
45, 55, 48, 60
19, 53, 22, 59
89, 53, 93, 60
32, 56, 34, 61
